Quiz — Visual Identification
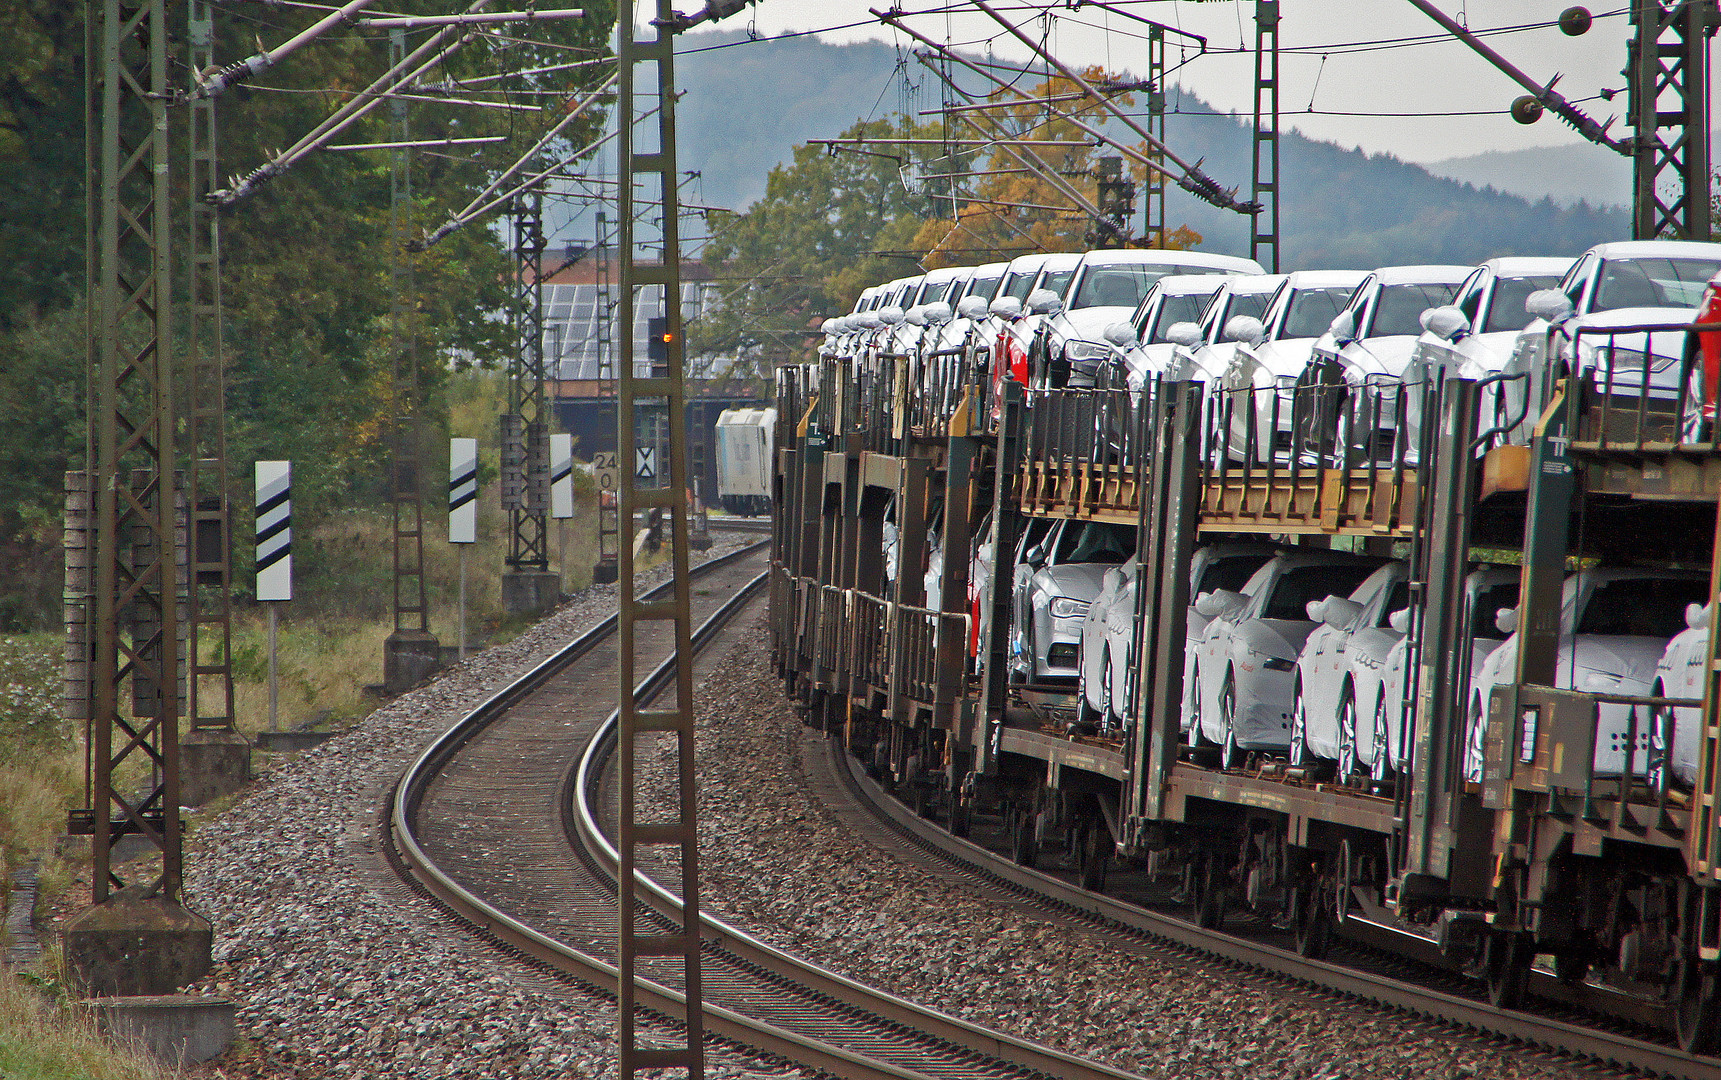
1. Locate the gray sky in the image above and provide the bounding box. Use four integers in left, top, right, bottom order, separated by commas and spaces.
684, 1, 1694, 165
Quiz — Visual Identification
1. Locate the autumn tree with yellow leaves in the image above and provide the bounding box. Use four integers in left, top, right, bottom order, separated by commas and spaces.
911, 68, 1200, 268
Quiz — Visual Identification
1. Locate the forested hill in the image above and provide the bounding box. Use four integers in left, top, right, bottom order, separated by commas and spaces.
675, 29, 1627, 269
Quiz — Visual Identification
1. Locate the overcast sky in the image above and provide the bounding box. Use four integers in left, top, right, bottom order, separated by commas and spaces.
675, 1, 1706, 165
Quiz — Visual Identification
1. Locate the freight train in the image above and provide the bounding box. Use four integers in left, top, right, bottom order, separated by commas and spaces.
767, 241, 1721, 1052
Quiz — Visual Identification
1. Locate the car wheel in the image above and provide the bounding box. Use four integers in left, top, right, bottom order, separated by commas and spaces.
1077, 690, 1103, 734
1219, 673, 1244, 770
1370, 696, 1396, 785
1337, 690, 1359, 779
1680, 352, 1712, 445
1186, 660, 1205, 747
1289, 682, 1310, 767
1463, 695, 1486, 782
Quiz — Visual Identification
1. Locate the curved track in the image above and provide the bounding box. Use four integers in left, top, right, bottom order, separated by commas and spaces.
386, 542, 1145, 1080
827, 744, 1721, 1080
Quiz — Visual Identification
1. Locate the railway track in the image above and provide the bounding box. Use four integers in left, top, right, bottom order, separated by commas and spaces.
826, 744, 1721, 1080
386, 541, 1144, 1080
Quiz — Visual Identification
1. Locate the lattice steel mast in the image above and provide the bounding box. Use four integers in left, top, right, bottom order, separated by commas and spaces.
1251, 0, 1281, 270
76, 0, 187, 914
383, 28, 438, 690
615, 0, 702, 1071
1629, 0, 1714, 240
1141, 25, 1167, 248
185, 0, 240, 754
505, 192, 551, 577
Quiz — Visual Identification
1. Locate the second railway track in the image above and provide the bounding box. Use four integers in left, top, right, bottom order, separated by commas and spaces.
386, 541, 1145, 1080
823, 740, 1721, 1080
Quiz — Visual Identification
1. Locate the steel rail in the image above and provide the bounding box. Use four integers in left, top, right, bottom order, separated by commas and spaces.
570, 629, 1143, 1080
390, 542, 1139, 1079
834, 747, 1721, 1080
393, 555, 944, 1080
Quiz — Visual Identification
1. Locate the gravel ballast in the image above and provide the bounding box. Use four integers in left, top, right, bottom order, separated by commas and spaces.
173, 540, 800, 1079
658, 618, 1594, 1080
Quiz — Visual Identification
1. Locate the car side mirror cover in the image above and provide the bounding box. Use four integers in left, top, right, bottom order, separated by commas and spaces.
989, 295, 1023, 319
957, 295, 989, 320
923, 301, 953, 326
1026, 288, 1064, 316
1321, 596, 1364, 629
1525, 288, 1575, 323
1167, 321, 1203, 348
1103, 321, 1138, 349
1688, 602, 1712, 630
1194, 591, 1224, 619
904, 305, 928, 327
1496, 606, 1519, 635
1420, 305, 1471, 341
1389, 607, 1411, 634
1224, 315, 1266, 346
877, 305, 904, 326
1329, 311, 1357, 344
1199, 589, 1246, 619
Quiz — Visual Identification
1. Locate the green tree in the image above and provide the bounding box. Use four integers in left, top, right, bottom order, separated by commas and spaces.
0, 1, 618, 627
695, 115, 970, 364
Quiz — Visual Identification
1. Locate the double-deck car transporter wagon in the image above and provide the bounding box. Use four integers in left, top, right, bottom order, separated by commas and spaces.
769, 302, 1721, 1052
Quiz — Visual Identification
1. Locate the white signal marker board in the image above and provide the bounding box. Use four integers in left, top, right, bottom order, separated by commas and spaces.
449, 438, 478, 544
255, 461, 292, 601
550, 434, 573, 519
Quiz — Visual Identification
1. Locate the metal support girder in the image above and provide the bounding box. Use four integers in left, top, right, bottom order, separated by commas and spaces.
507, 191, 550, 571
388, 30, 430, 640
595, 208, 619, 580
973, 381, 1025, 778
81, 0, 182, 901
1131, 382, 1201, 825
614, 2, 703, 1074
1690, 499, 1721, 880
1251, 0, 1281, 271
1402, 376, 1486, 887
186, 0, 235, 733
1629, 0, 1715, 241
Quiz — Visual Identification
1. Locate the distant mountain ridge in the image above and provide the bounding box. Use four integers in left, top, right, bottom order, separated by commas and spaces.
1423, 140, 1642, 209
657, 29, 1629, 270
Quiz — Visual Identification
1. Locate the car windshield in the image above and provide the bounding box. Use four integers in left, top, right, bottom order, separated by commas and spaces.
1472, 582, 1519, 641
1039, 268, 1078, 299
928, 279, 961, 306
965, 273, 1003, 301
1281, 286, 1355, 339
1262, 564, 1379, 621
1197, 554, 1270, 595
1004, 270, 1039, 302
1376, 581, 1412, 627
1369, 282, 1463, 337
1072, 265, 1180, 309
1483, 275, 1564, 333
1055, 521, 1135, 565
1592, 257, 1721, 311
1147, 291, 1218, 342
1227, 291, 1272, 323
1017, 518, 1053, 563
1575, 576, 1708, 637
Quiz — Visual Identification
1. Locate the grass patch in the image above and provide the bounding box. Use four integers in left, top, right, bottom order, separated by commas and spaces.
0, 976, 161, 1080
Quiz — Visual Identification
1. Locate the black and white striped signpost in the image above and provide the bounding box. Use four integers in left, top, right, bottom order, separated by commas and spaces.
255, 461, 291, 730
550, 434, 572, 588
450, 438, 477, 659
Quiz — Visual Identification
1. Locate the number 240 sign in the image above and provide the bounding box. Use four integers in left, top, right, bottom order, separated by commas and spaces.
592, 451, 619, 491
